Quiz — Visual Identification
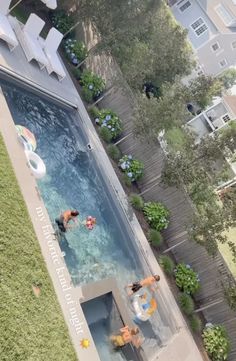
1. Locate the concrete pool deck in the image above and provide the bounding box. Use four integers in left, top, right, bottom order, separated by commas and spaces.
0, 40, 205, 361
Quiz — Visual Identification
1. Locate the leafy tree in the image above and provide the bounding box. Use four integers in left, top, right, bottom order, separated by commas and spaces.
188, 75, 223, 109
218, 68, 236, 89
148, 4, 194, 86
162, 124, 236, 259
134, 80, 190, 139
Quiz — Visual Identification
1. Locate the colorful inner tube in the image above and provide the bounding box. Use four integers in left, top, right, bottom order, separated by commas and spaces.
132, 292, 157, 322
25, 150, 46, 179
16, 125, 37, 151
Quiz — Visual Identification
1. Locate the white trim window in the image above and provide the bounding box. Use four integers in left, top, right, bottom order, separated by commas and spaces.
191, 18, 208, 36
219, 59, 227, 68
232, 40, 236, 49
215, 4, 234, 26
212, 42, 220, 52
178, 0, 191, 12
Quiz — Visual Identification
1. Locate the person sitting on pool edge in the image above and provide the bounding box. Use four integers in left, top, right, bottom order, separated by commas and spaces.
126, 275, 160, 296
55, 209, 79, 233
110, 325, 142, 348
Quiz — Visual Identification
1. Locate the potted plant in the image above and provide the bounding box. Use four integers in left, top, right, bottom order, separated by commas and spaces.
119, 155, 144, 182
174, 263, 200, 295
143, 201, 169, 231
63, 38, 87, 66
80, 70, 106, 103
202, 324, 230, 361
95, 109, 122, 140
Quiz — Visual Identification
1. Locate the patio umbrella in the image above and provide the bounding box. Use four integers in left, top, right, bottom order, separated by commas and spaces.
9, 0, 57, 13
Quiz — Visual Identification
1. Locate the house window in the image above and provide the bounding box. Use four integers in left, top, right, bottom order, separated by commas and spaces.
212, 42, 220, 51
222, 114, 231, 122
219, 59, 227, 67
191, 18, 204, 29
191, 18, 208, 36
232, 40, 236, 49
215, 4, 234, 26
179, 1, 191, 12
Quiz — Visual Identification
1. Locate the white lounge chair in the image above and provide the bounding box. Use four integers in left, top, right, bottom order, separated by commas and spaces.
14, 13, 48, 69
0, 0, 18, 51
41, 28, 66, 81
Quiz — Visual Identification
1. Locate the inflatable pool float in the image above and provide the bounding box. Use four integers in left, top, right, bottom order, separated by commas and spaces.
85, 216, 96, 230
16, 125, 37, 151
133, 293, 157, 322
25, 150, 46, 179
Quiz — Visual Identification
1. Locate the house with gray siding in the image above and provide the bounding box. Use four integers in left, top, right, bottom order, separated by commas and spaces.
170, 0, 236, 76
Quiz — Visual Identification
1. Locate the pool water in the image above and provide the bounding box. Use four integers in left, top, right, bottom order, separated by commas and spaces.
1, 79, 174, 359
82, 294, 141, 361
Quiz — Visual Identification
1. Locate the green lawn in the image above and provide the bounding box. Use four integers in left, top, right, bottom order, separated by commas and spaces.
0, 135, 77, 361
219, 228, 236, 279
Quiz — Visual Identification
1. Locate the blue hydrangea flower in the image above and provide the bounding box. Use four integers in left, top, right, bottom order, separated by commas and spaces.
111, 128, 115, 132
120, 162, 126, 170
106, 115, 111, 121
95, 118, 100, 124
128, 155, 133, 160
108, 125, 112, 129
88, 84, 94, 90
186, 264, 191, 269
127, 172, 133, 178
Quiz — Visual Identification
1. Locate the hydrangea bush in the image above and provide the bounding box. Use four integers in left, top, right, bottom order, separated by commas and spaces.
119, 155, 144, 182
63, 38, 87, 66
174, 263, 200, 295
80, 70, 105, 102
202, 324, 230, 361
95, 109, 122, 140
143, 202, 169, 231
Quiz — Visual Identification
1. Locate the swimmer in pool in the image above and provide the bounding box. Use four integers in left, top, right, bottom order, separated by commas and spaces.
55, 209, 79, 233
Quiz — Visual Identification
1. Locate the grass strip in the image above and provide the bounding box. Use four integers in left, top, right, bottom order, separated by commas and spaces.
0, 134, 77, 361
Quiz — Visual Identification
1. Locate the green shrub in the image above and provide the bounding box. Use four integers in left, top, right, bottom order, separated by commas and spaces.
99, 127, 112, 143
190, 314, 202, 333
51, 11, 74, 34
130, 194, 144, 211
123, 174, 132, 187
143, 202, 169, 231
63, 38, 87, 65
107, 144, 121, 161
148, 229, 163, 247
72, 67, 82, 80
119, 154, 144, 182
159, 255, 175, 275
95, 109, 122, 140
82, 87, 94, 103
178, 293, 194, 315
202, 325, 230, 361
175, 263, 200, 295
80, 70, 105, 101
90, 106, 100, 119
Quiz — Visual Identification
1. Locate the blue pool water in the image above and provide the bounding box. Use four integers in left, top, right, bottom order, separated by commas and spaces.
82, 294, 141, 361
1, 79, 175, 360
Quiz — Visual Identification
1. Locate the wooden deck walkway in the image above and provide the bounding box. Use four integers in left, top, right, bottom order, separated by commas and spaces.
82, 25, 236, 360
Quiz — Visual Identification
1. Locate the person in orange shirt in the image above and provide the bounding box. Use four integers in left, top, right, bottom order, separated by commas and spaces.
126, 275, 160, 296
110, 326, 142, 348
55, 209, 79, 233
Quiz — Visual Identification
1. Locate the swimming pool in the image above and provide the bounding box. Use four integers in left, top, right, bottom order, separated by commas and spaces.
1, 78, 175, 360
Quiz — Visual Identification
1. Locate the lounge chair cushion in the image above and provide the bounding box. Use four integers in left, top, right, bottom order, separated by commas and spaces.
0, 13, 18, 49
